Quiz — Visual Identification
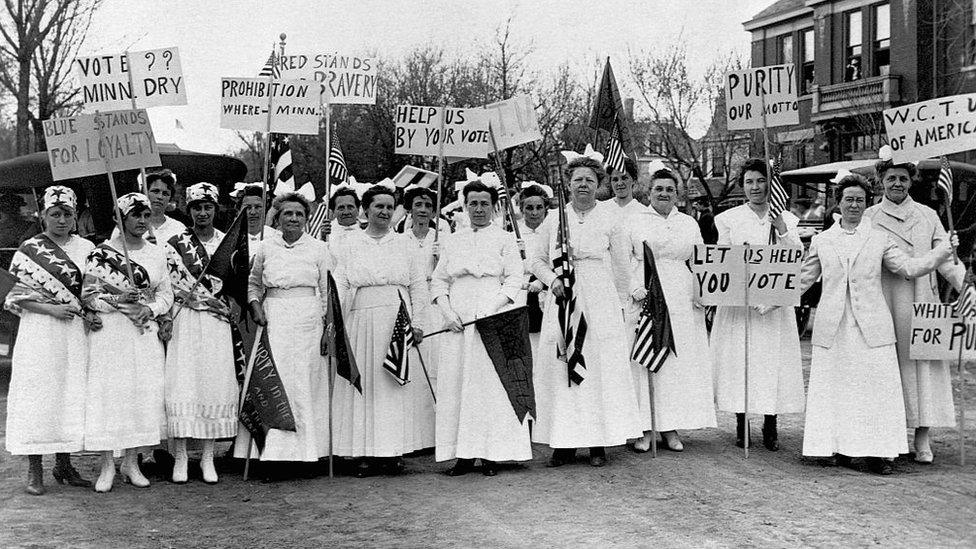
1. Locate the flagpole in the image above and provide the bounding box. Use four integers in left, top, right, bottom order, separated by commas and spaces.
422, 306, 529, 338
259, 39, 280, 241
413, 345, 437, 404
170, 210, 246, 322
940, 156, 959, 265
759, 86, 777, 245
648, 370, 657, 458
94, 111, 136, 285
958, 312, 967, 466
434, 106, 447, 245
238, 324, 265, 481
743, 243, 751, 459
487, 124, 525, 259
322, 91, 337, 479
123, 50, 156, 243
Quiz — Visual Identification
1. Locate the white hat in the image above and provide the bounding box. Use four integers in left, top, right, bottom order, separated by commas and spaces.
42, 185, 77, 211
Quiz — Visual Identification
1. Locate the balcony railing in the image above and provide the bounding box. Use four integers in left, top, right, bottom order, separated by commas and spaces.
811, 75, 901, 121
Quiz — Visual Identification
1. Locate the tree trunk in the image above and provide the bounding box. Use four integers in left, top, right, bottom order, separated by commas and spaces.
16, 56, 31, 155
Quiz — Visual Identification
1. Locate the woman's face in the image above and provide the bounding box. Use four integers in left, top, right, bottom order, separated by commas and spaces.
649, 177, 678, 215
465, 191, 494, 228
520, 196, 547, 229
242, 196, 265, 232
146, 181, 171, 215
277, 201, 307, 236
42, 205, 75, 237
881, 167, 912, 204
123, 207, 151, 238
610, 170, 634, 200
189, 201, 215, 230
569, 167, 599, 205
333, 195, 359, 227
742, 169, 769, 206
366, 194, 395, 231
410, 195, 433, 227
838, 185, 867, 224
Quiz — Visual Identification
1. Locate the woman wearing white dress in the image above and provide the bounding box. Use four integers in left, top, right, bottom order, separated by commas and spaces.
83, 193, 173, 492
163, 182, 238, 484
432, 180, 531, 476
238, 193, 332, 471
111, 170, 186, 244
332, 185, 428, 477
530, 154, 642, 467
797, 175, 955, 474
628, 169, 717, 453
234, 182, 280, 252
5, 186, 97, 495
711, 158, 805, 450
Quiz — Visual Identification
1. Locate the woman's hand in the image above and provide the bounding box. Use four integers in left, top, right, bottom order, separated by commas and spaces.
692, 297, 705, 310
412, 327, 424, 344
437, 299, 463, 333
431, 241, 440, 260
320, 328, 330, 356
319, 216, 332, 241
250, 302, 267, 326
527, 279, 544, 293
157, 318, 173, 342
550, 279, 565, 299
772, 212, 788, 235
752, 304, 778, 316
46, 303, 80, 321
135, 304, 153, 326
83, 311, 103, 332
632, 288, 648, 302
119, 289, 142, 304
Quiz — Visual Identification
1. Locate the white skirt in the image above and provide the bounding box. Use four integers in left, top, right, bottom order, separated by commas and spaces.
164, 309, 239, 439
85, 313, 166, 451
5, 312, 87, 455
233, 294, 331, 462
434, 276, 532, 462
333, 285, 426, 457
711, 305, 805, 414
802, 303, 909, 458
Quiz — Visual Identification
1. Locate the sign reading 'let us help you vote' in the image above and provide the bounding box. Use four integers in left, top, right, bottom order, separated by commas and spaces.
394, 106, 490, 158
75, 48, 186, 111
691, 244, 804, 306
43, 109, 160, 181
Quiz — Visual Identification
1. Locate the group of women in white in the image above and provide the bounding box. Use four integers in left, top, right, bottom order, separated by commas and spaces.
4, 148, 965, 496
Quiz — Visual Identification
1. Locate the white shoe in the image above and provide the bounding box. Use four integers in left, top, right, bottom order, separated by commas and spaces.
201, 440, 219, 484
172, 439, 189, 484
120, 463, 150, 488
94, 461, 115, 493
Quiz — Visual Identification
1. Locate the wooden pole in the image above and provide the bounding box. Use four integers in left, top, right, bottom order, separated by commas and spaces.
238, 324, 265, 481
322, 95, 337, 480
958, 315, 967, 466
648, 370, 657, 458
95, 111, 136, 285
124, 50, 155, 244
259, 39, 280, 241
434, 106, 447, 244
487, 124, 525, 259
743, 243, 751, 458
759, 86, 777, 245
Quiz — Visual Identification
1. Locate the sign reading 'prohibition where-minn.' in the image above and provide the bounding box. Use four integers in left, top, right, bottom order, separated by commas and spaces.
883, 93, 976, 164
42, 109, 160, 181
724, 64, 799, 131
219, 77, 320, 135
909, 302, 976, 361
691, 244, 804, 306
75, 48, 187, 111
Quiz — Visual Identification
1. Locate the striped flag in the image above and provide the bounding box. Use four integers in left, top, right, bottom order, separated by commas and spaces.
955, 281, 976, 319
305, 200, 330, 235
553, 209, 587, 385
604, 120, 626, 174
938, 155, 954, 203
631, 243, 676, 373
329, 127, 348, 185
268, 134, 294, 196
383, 295, 416, 385
768, 158, 789, 220
258, 49, 280, 79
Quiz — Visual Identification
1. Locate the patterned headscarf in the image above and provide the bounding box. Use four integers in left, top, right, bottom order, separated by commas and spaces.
186, 182, 219, 205
117, 192, 151, 217
42, 185, 77, 212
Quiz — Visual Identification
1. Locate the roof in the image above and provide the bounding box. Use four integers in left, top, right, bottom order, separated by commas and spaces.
743, 0, 811, 31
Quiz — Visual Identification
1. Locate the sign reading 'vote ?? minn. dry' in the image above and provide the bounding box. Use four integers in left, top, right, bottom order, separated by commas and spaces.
724, 64, 799, 131
691, 244, 804, 306
394, 105, 490, 158
75, 48, 187, 111
882, 93, 976, 164
909, 302, 976, 361
42, 109, 160, 181
219, 77, 320, 135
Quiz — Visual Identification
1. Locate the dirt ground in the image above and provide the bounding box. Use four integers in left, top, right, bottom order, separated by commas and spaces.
1, 341, 975, 548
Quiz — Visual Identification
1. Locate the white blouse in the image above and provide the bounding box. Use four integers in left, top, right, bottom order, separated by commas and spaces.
629, 206, 703, 293
247, 232, 331, 313
430, 224, 525, 303
714, 203, 800, 246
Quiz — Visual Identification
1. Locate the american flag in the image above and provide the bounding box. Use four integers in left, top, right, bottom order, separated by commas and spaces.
938, 155, 954, 203
955, 281, 976, 319
258, 49, 280, 79
553, 209, 587, 385
768, 158, 789, 220
329, 126, 348, 185
604, 119, 626, 174
631, 243, 676, 373
383, 295, 415, 385
268, 134, 294, 196
305, 200, 331, 236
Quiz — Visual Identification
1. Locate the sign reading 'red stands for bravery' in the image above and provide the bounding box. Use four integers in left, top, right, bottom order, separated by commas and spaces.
883, 93, 976, 164
219, 77, 320, 135
724, 64, 799, 131
75, 48, 187, 111
42, 109, 160, 181
394, 105, 490, 158
691, 244, 804, 307
278, 53, 378, 105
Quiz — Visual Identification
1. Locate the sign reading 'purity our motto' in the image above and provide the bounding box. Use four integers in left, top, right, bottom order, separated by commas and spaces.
691, 244, 804, 306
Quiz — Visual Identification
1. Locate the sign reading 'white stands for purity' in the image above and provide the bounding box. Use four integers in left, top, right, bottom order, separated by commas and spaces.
75, 48, 187, 111
883, 94, 976, 164
220, 78, 320, 135
394, 106, 490, 158
42, 109, 160, 181
909, 302, 976, 360
278, 53, 377, 105
724, 64, 799, 131
691, 244, 804, 306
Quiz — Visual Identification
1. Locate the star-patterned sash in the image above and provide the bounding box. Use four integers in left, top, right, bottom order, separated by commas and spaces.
165, 229, 231, 321
5, 234, 84, 314
81, 243, 152, 330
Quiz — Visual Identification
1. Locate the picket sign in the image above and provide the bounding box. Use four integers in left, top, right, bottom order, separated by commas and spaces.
279, 52, 377, 105
484, 94, 542, 150
219, 77, 320, 135
691, 244, 804, 307
42, 110, 161, 180
724, 64, 799, 131
394, 105, 490, 158
75, 48, 187, 111
883, 93, 976, 163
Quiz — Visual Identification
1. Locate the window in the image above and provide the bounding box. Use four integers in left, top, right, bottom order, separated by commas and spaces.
846, 10, 863, 81
874, 3, 890, 75
778, 34, 794, 65
801, 28, 815, 94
